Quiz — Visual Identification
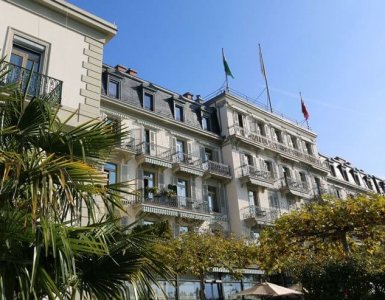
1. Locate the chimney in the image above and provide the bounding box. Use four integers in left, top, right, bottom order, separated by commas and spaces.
183, 92, 193, 100
195, 95, 204, 104
127, 68, 138, 76
115, 64, 128, 73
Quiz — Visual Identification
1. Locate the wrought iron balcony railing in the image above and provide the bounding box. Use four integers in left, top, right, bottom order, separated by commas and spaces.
241, 164, 274, 182
118, 137, 135, 152
229, 125, 328, 169
136, 142, 172, 160
203, 160, 231, 177
172, 152, 202, 167
241, 205, 280, 224
282, 178, 310, 194
2, 62, 62, 101
134, 193, 209, 214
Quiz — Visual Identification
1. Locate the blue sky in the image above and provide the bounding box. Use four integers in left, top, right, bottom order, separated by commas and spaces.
70, 0, 385, 178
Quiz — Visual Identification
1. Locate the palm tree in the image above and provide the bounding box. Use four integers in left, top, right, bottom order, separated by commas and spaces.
0, 59, 172, 299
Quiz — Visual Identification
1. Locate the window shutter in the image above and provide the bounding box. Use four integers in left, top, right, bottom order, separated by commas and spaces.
302, 141, 307, 153
233, 111, 239, 126
212, 150, 219, 162
242, 115, 248, 133
287, 135, 293, 148
277, 164, 284, 178
258, 158, 264, 170
219, 185, 226, 214
282, 133, 287, 145
170, 136, 177, 153
191, 178, 196, 200
187, 141, 193, 155
265, 125, 271, 139
203, 184, 209, 203
271, 162, 278, 179
158, 172, 164, 190
249, 118, 256, 132
150, 131, 156, 154
200, 146, 206, 162
137, 167, 144, 190
240, 153, 246, 166
252, 155, 257, 167
295, 170, 301, 182
120, 164, 129, 183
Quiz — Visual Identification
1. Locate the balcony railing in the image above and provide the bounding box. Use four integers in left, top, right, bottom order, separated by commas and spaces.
203, 160, 231, 177
136, 142, 172, 160
172, 152, 202, 167
119, 137, 135, 152
2, 63, 62, 101
282, 178, 310, 194
241, 164, 274, 182
229, 125, 328, 169
241, 205, 280, 224
134, 194, 209, 214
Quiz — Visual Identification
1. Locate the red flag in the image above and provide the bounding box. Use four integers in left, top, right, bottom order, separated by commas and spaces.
301, 97, 309, 120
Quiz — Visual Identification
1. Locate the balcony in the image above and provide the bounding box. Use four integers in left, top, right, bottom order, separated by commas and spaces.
172, 153, 204, 176
203, 160, 232, 181
239, 165, 275, 190
2, 63, 62, 101
136, 142, 173, 168
241, 205, 280, 226
280, 178, 311, 198
133, 192, 211, 221
228, 125, 328, 171
115, 137, 136, 158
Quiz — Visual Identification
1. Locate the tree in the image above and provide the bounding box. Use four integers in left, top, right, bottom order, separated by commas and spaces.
258, 194, 385, 299
157, 232, 258, 300
0, 59, 171, 299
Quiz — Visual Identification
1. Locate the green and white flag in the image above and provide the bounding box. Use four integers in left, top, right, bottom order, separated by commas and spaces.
222, 48, 234, 78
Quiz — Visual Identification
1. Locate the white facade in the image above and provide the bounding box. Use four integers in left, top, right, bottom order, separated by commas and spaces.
101, 65, 385, 240
0, 0, 116, 123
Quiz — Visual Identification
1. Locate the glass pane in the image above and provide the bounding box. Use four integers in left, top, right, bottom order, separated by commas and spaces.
10, 53, 23, 66
223, 282, 241, 300
151, 281, 176, 300
108, 80, 119, 98
178, 281, 200, 300
144, 93, 153, 110
104, 163, 117, 185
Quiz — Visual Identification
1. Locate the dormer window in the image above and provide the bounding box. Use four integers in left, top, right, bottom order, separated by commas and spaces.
143, 93, 154, 111
202, 116, 210, 131
175, 105, 184, 122
108, 79, 120, 99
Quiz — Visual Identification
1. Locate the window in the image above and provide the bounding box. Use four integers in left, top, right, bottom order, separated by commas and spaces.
268, 191, 279, 208
282, 166, 291, 179
10, 37, 45, 96
177, 179, 188, 208
350, 170, 360, 185
176, 139, 185, 161
143, 171, 155, 199
144, 129, 150, 154
338, 166, 349, 181
202, 116, 210, 130
299, 172, 307, 187
179, 226, 189, 234
175, 105, 184, 121
104, 163, 117, 185
208, 186, 220, 213
272, 128, 282, 143
257, 122, 265, 136
305, 141, 313, 155
143, 93, 154, 111
264, 160, 273, 177
237, 113, 244, 128
248, 190, 259, 207
204, 148, 213, 162
330, 165, 337, 177
108, 79, 120, 99
244, 154, 253, 166
315, 177, 322, 195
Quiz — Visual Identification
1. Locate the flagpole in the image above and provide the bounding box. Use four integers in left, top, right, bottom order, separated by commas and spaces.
222, 48, 229, 91
258, 44, 273, 113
